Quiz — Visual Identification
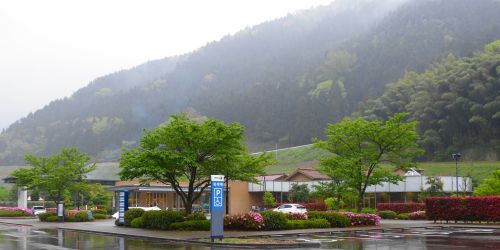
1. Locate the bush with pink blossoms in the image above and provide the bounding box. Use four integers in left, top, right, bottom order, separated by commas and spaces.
286, 212, 308, 220
224, 211, 264, 230
408, 211, 427, 220
340, 212, 381, 226
0, 207, 32, 217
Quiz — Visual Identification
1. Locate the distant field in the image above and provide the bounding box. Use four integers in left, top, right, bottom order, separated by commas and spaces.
0, 145, 498, 186
262, 144, 499, 184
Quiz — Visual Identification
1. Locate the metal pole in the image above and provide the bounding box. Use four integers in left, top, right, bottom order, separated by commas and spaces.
455, 158, 459, 197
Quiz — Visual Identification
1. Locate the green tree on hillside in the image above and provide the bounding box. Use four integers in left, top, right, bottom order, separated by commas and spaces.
474, 169, 500, 196
315, 113, 423, 212
119, 114, 271, 214
12, 148, 96, 217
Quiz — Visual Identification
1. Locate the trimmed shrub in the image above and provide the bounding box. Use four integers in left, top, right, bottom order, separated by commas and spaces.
142, 210, 185, 230
286, 212, 308, 220
377, 203, 425, 214
170, 220, 210, 231
131, 217, 145, 228
397, 213, 409, 220
0, 210, 31, 217
224, 211, 264, 230
307, 211, 349, 228
93, 214, 107, 219
74, 211, 94, 222
377, 210, 397, 219
185, 212, 206, 221
46, 215, 59, 222
286, 219, 330, 229
91, 209, 107, 215
124, 208, 145, 227
0, 207, 32, 217
340, 212, 381, 226
38, 212, 57, 222
408, 211, 426, 220
426, 196, 500, 222
65, 216, 76, 222
361, 208, 377, 214
260, 211, 288, 230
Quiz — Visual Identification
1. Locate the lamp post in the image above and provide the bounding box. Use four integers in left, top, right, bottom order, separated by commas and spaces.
452, 153, 461, 197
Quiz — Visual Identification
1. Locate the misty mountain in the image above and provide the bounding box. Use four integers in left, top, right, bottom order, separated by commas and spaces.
1, 0, 500, 164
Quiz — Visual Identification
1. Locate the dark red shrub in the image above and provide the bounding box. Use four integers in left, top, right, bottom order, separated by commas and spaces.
376, 203, 425, 214
425, 196, 500, 222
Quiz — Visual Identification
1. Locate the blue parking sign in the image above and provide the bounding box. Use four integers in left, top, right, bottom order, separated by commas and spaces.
210, 175, 224, 240
210, 175, 225, 212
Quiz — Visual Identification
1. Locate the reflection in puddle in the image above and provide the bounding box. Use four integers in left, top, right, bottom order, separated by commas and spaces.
0, 224, 498, 249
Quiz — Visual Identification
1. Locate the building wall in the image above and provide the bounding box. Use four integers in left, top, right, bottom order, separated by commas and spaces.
228, 181, 261, 214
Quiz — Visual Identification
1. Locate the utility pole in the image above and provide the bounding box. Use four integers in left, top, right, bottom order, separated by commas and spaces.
452, 153, 461, 197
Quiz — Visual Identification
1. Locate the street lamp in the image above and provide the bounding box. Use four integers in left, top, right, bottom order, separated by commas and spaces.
452, 153, 462, 197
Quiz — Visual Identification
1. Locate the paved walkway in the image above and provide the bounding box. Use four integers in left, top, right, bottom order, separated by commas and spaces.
0, 218, 497, 242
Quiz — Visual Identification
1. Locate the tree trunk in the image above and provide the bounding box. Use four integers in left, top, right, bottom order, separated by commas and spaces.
357, 190, 363, 213
336, 192, 341, 211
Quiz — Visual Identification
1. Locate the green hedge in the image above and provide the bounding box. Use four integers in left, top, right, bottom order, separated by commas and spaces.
93, 214, 107, 219
141, 210, 185, 230
74, 211, 94, 222
185, 212, 206, 221
46, 215, 59, 222
377, 210, 397, 219
39, 212, 57, 222
260, 211, 288, 230
91, 209, 108, 215
131, 217, 145, 228
286, 219, 330, 230
397, 213, 410, 220
124, 208, 145, 227
0, 210, 31, 217
170, 220, 210, 230
307, 211, 349, 227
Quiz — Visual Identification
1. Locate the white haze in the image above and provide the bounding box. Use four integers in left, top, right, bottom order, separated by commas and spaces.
0, 0, 334, 130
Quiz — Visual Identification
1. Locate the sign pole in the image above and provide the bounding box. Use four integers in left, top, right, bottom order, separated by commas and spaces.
210, 175, 225, 242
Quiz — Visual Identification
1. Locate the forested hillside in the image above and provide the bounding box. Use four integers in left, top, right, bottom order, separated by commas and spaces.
1, 0, 500, 164
359, 41, 500, 160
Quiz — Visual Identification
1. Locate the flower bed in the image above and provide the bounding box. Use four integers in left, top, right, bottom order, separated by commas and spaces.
340, 212, 381, 226
376, 202, 425, 214
286, 212, 308, 220
0, 207, 32, 217
224, 211, 264, 230
425, 196, 500, 222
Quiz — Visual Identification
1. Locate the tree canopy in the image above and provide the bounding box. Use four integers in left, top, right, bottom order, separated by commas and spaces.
119, 114, 271, 213
315, 113, 423, 212
473, 169, 500, 196
12, 147, 96, 215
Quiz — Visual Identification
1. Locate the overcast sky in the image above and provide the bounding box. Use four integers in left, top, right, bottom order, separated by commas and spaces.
0, 0, 334, 130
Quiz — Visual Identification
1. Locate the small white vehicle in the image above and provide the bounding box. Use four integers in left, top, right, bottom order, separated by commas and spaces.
273, 204, 307, 214
31, 206, 46, 215
112, 206, 161, 219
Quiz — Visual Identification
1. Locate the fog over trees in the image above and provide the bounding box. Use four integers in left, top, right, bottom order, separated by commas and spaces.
1, 0, 500, 164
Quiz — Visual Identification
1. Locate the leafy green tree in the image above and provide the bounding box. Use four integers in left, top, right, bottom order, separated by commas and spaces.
315, 113, 423, 212
420, 176, 445, 199
312, 180, 349, 211
119, 114, 271, 214
263, 192, 276, 208
474, 169, 500, 196
288, 183, 310, 203
0, 186, 9, 201
87, 184, 112, 206
12, 147, 96, 217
